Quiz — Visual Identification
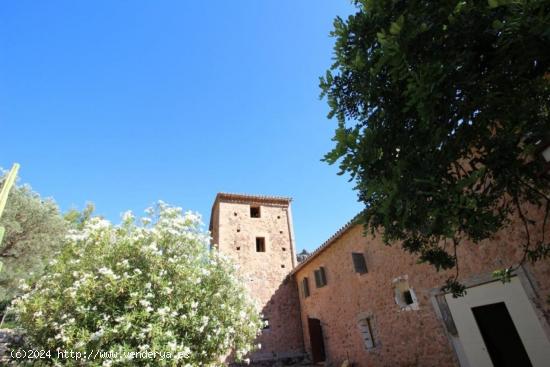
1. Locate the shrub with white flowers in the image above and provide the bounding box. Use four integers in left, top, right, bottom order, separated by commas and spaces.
11, 202, 263, 366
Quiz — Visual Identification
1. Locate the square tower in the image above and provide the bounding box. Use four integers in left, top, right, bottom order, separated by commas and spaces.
209, 193, 304, 361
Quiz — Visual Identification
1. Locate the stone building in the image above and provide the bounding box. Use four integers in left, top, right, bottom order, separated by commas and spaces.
210, 193, 550, 367
209, 193, 304, 361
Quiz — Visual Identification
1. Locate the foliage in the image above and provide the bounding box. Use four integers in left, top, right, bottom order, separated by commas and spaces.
64, 202, 96, 230
0, 173, 67, 303
11, 202, 263, 366
321, 0, 550, 295
0, 164, 20, 259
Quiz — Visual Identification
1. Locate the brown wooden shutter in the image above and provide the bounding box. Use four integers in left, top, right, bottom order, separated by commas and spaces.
352, 253, 368, 274
314, 269, 321, 288
319, 267, 327, 286
302, 277, 310, 298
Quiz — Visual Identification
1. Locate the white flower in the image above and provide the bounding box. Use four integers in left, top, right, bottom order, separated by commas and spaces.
122, 210, 134, 222
139, 299, 151, 308
98, 267, 118, 279
157, 306, 170, 316
90, 328, 104, 341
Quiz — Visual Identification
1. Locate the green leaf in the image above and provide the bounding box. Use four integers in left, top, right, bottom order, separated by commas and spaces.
389, 15, 404, 35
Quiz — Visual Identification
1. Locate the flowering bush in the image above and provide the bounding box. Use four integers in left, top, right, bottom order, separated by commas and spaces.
12, 202, 263, 366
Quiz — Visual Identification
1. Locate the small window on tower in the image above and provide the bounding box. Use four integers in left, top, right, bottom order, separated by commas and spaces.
250, 206, 261, 218
256, 237, 265, 252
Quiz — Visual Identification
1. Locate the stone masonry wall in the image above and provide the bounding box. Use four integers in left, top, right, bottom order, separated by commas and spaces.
294, 205, 550, 367
212, 198, 304, 361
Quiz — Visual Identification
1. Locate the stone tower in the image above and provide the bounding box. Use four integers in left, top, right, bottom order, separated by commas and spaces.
209, 193, 304, 361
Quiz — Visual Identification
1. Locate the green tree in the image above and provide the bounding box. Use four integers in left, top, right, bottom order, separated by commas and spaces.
0, 173, 67, 304
12, 202, 263, 366
64, 202, 96, 230
321, 0, 550, 295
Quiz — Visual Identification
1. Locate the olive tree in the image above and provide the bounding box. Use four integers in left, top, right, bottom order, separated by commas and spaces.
0, 173, 67, 305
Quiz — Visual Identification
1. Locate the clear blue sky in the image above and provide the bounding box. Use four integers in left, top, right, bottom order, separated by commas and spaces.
0, 1, 362, 252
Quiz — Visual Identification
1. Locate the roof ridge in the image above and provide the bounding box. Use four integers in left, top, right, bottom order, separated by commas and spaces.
215, 192, 292, 202
291, 212, 364, 274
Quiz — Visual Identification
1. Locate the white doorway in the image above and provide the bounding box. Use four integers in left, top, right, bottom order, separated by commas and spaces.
445, 277, 550, 367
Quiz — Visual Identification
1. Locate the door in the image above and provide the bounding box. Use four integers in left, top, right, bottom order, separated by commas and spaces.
308, 317, 326, 363
445, 277, 550, 367
471, 302, 532, 367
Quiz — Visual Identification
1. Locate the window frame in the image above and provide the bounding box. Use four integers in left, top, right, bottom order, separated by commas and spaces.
358, 317, 376, 350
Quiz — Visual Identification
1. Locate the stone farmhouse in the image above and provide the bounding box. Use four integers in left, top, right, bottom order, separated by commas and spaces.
209, 192, 550, 367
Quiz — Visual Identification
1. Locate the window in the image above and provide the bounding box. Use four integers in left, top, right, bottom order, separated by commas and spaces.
262, 318, 270, 330
314, 267, 327, 288
302, 277, 310, 298
403, 290, 414, 305
256, 237, 265, 252
393, 276, 419, 310
352, 252, 368, 274
358, 317, 376, 349
250, 206, 261, 218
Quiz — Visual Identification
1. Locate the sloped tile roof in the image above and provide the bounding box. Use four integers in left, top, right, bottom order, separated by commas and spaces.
290, 212, 364, 275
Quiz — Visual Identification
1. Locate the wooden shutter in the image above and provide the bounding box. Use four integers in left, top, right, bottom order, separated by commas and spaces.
319, 267, 327, 286
314, 269, 321, 288
352, 253, 368, 274
302, 277, 310, 298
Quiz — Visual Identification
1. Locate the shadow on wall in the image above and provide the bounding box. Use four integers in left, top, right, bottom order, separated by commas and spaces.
254, 274, 306, 363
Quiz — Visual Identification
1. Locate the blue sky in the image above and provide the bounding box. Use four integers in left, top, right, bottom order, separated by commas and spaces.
0, 1, 362, 252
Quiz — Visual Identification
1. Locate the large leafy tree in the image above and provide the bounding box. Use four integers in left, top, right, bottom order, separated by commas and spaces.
0, 174, 67, 304
321, 0, 550, 294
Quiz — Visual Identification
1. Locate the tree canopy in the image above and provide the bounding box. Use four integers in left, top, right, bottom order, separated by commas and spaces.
321, 0, 550, 294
